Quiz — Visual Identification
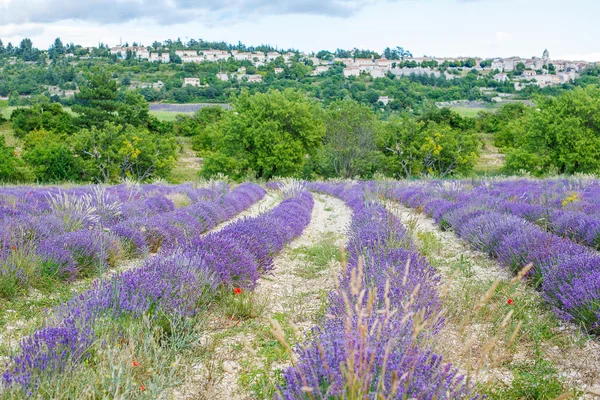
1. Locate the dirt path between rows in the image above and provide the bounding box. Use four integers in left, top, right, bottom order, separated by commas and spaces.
386, 201, 600, 398
175, 193, 352, 400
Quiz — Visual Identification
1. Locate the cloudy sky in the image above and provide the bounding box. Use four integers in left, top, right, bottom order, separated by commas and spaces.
0, 0, 598, 61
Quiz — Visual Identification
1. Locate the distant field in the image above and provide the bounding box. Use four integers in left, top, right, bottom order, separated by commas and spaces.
0, 106, 16, 119
1, 105, 195, 122
149, 110, 195, 121
450, 106, 499, 118
149, 103, 231, 113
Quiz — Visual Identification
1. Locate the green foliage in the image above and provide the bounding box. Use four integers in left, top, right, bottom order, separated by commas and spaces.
477, 102, 527, 140
378, 111, 480, 177
72, 70, 120, 128
73, 123, 178, 182
22, 130, 81, 182
315, 99, 383, 178
176, 106, 226, 137
199, 89, 325, 180
10, 103, 73, 138
0, 136, 33, 182
501, 86, 600, 176
486, 358, 567, 399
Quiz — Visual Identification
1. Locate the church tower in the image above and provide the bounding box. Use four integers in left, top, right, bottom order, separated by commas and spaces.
543, 48, 550, 63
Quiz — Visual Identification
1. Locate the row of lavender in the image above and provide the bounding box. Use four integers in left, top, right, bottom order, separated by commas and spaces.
2, 186, 314, 395
0, 182, 253, 297
389, 182, 600, 333
278, 182, 474, 399
463, 179, 600, 250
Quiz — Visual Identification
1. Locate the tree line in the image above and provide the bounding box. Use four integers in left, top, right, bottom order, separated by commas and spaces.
0, 70, 177, 183
180, 90, 480, 180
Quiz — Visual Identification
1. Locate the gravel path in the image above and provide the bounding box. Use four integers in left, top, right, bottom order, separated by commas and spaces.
386, 201, 600, 398
175, 193, 352, 400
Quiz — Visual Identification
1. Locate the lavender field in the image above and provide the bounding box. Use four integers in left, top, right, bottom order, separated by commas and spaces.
1, 179, 600, 399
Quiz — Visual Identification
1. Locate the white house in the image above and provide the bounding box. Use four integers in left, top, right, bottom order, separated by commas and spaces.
343, 67, 361, 77
234, 52, 251, 61
494, 73, 509, 83
369, 68, 386, 78
266, 52, 280, 61
149, 53, 170, 63
216, 73, 229, 81
245, 74, 263, 83
176, 50, 198, 57
378, 96, 393, 105
312, 65, 330, 75
183, 78, 201, 87
274, 68, 284, 74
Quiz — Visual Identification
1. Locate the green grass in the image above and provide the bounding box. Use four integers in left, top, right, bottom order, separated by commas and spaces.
451, 106, 499, 118
1, 105, 186, 121
291, 232, 342, 279
414, 228, 581, 399
170, 136, 202, 183
0, 106, 16, 120
474, 132, 505, 175
149, 110, 195, 122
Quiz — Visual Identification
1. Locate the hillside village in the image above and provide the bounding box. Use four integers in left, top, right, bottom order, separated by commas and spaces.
110, 44, 590, 90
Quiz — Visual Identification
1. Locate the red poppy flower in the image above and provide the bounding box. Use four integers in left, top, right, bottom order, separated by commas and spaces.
132, 361, 140, 367
11, 246, 16, 251
507, 299, 514, 306
141, 384, 146, 391
233, 287, 242, 295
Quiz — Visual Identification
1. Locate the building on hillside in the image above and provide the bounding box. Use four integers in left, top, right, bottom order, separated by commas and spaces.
522, 70, 537, 78
282, 52, 296, 62
543, 48, 550, 64
274, 67, 284, 74
390, 67, 444, 78
216, 73, 229, 81
369, 68, 386, 78
312, 65, 330, 75
494, 73, 509, 82
176, 50, 198, 57
181, 55, 204, 63
266, 52, 280, 61
354, 57, 375, 66
343, 67, 361, 77
252, 52, 266, 62
149, 53, 170, 62
378, 96, 393, 105
234, 52, 251, 61
245, 74, 263, 83
183, 78, 201, 87
534, 74, 562, 88
376, 57, 393, 69
334, 57, 353, 66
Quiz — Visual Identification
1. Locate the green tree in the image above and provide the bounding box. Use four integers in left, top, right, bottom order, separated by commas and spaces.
378, 115, 426, 177
0, 137, 33, 182
378, 115, 479, 177
23, 130, 81, 182
73, 124, 177, 182
199, 89, 325, 180
72, 70, 120, 128
10, 103, 74, 138
316, 99, 383, 178
502, 87, 600, 175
